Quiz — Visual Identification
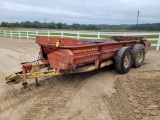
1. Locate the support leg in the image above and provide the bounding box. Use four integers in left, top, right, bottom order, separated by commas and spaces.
35, 78, 40, 86
22, 67, 28, 89
22, 82, 28, 89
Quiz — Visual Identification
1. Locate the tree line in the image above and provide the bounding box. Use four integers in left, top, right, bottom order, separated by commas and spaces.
1, 21, 160, 30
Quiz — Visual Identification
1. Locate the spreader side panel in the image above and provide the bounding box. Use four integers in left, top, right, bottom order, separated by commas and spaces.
48, 49, 73, 70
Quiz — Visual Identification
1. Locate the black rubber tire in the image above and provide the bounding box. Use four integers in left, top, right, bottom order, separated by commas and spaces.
132, 44, 145, 68
116, 47, 134, 74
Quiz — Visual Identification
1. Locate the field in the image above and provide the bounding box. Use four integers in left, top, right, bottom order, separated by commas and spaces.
0, 37, 160, 120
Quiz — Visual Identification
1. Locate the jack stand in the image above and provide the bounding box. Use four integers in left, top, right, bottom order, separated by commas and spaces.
22, 82, 28, 89
35, 78, 40, 86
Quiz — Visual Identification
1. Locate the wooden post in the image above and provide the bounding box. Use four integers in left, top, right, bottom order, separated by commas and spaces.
35, 31, 38, 39
36, 31, 38, 36
97, 32, 100, 39
77, 32, 80, 39
4, 30, 6, 37
61, 31, 63, 38
27, 31, 29, 39
47, 31, 50, 37
156, 33, 160, 51
18, 30, 21, 39
10, 30, 12, 38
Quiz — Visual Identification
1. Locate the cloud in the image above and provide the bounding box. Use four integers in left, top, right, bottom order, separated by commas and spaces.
0, 0, 160, 24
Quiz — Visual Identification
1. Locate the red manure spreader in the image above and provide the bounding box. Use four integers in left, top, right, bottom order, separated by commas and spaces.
6, 36, 151, 88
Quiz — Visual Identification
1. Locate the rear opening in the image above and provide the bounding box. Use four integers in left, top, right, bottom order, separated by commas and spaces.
110, 36, 146, 42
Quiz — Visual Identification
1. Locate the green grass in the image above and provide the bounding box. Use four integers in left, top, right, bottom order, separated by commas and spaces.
147, 35, 159, 38
50, 33, 61, 36
1, 27, 160, 32
63, 33, 76, 36
80, 34, 98, 38
99, 35, 109, 38
149, 40, 158, 44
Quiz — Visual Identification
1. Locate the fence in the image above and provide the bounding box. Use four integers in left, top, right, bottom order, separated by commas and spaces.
0, 30, 159, 51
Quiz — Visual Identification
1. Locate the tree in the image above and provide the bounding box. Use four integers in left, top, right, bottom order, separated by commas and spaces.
56, 22, 63, 29
32, 21, 42, 28
1, 21, 160, 31
1, 22, 10, 27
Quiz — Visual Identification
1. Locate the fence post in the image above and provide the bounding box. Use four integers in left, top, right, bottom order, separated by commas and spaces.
77, 32, 80, 39
10, 30, 12, 38
36, 31, 38, 36
97, 32, 100, 39
124, 33, 126, 36
4, 30, 6, 37
61, 31, 63, 38
156, 33, 160, 51
27, 31, 29, 39
47, 31, 50, 37
18, 30, 21, 39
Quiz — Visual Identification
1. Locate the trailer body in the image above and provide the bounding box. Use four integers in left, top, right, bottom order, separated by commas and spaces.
6, 36, 151, 88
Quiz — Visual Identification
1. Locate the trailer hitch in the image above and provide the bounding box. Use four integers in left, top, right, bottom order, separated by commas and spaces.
6, 61, 48, 88
6, 62, 62, 88
6, 70, 29, 89
6, 71, 23, 84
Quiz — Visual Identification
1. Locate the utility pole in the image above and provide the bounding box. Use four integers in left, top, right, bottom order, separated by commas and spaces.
45, 18, 47, 28
136, 11, 140, 29
45, 18, 46, 24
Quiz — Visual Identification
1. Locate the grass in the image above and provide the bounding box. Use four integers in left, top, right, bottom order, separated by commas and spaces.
150, 40, 159, 44
146, 35, 159, 38
1, 27, 160, 32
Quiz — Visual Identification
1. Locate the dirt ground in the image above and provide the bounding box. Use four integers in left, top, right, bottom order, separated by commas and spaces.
0, 37, 159, 120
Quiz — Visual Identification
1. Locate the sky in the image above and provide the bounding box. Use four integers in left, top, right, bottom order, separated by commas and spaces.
0, 0, 160, 25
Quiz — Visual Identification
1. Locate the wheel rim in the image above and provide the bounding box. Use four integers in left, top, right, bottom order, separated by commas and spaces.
138, 50, 143, 62
124, 54, 131, 68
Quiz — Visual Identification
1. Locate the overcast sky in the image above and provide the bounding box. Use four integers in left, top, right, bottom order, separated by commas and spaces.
0, 0, 160, 24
